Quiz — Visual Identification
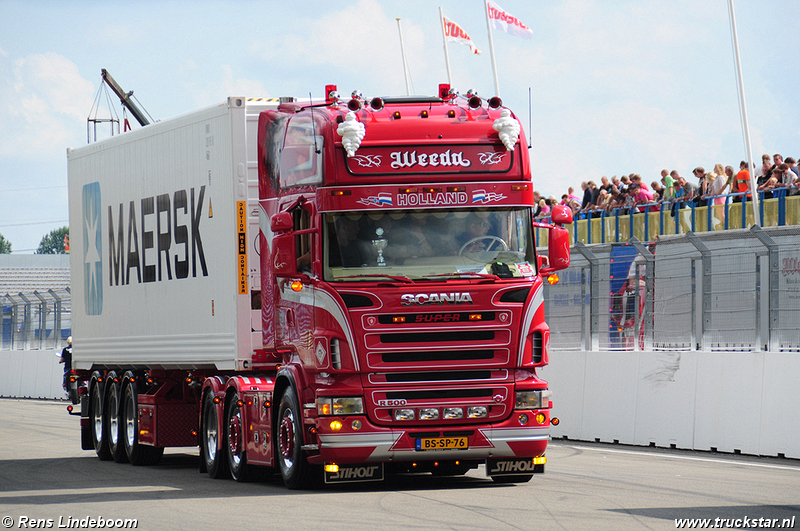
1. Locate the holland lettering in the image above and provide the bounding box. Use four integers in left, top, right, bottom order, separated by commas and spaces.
396, 191, 468, 207
108, 186, 208, 286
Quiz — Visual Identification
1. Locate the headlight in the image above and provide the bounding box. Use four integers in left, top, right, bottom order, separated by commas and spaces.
317, 397, 364, 416
515, 390, 552, 409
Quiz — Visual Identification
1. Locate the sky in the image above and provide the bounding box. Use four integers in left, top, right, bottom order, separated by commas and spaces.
0, 0, 798, 253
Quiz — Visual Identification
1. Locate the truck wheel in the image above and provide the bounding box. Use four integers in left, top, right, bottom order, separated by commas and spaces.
277, 387, 312, 489
225, 393, 249, 482
90, 382, 111, 460
106, 381, 129, 463
201, 392, 228, 479
491, 474, 533, 484
122, 382, 163, 466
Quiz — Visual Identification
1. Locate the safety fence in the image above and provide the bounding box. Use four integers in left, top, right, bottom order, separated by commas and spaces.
536, 191, 800, 246
2, 289, 71, 351
543, 225, 800, 353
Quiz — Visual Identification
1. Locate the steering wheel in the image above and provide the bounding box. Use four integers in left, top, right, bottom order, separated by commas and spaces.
458, 236, 509, 257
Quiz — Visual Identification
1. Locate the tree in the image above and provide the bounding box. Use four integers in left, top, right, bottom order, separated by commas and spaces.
0, 232, 11, 254
36, 226, 69, 254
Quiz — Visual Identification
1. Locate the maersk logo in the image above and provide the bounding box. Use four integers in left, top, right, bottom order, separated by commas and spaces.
82, 182, 103, 315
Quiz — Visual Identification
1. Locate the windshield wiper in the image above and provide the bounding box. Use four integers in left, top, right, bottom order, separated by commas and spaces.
334, 274, 414, 284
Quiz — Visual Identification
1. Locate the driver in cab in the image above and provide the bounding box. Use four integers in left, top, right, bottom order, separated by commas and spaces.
456, 213, 493, 253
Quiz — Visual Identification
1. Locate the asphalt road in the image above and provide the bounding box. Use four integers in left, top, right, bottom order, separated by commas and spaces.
1, 399, 798, 531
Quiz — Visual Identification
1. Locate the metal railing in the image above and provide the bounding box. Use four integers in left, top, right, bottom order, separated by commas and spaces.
2, 289, 71, 351
543, 225, 800, 352
536, 190, 799, 245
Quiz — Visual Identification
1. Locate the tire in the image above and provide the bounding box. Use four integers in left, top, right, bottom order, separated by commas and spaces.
89, 382, 111, 460
491, 474, 533, 484
225, 393, 249, 482
276, 387, 313, 489
106, 381, 128, 463
201, 392, 228, 479
122, 382, 163, 466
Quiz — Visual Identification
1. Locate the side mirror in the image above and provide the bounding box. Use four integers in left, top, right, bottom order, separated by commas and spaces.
272, 233, 296, 277
550, 204, 573, 226
271, 212, 293, 233
540, 226, 570, 275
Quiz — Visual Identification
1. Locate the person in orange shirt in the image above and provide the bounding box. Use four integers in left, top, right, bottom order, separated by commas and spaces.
732, 160, 751, 203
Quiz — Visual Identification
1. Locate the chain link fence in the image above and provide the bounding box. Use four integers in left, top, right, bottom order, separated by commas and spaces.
544, 225, 800, 352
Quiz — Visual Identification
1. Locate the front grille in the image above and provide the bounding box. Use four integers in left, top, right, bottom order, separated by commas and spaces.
381, 350, 494, 363
380, 331, 495, 344
384, 370, 492, 382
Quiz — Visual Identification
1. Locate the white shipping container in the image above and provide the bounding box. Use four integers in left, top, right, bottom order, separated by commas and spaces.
67, 97, 279, 371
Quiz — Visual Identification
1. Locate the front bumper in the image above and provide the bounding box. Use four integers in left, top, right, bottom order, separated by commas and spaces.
311, 409, 550, 465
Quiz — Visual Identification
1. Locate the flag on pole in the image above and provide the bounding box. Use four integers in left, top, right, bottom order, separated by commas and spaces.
486, 0, 533, 40
442, 14, 482, 54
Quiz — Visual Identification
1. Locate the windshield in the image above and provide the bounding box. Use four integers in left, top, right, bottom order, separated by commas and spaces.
323, 208, 537, 281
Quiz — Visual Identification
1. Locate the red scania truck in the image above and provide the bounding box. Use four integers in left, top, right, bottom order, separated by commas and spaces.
66, 84, 572, 488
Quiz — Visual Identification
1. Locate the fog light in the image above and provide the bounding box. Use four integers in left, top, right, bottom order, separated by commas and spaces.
535, 413, 546, 425
394, 409, 415, 421
325, 464, 339, 473
518, 413, 529, 425
330, 420, 343, 431
466, 406, 487, 418
351, 420, 362, 430
419, 408, 439, 420
443, 407, 463, 419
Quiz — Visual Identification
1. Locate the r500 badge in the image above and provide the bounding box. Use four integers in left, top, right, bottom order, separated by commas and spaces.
377, 399, 407, 407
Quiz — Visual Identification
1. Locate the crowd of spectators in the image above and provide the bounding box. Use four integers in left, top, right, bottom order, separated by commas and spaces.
533, 153, 800, 220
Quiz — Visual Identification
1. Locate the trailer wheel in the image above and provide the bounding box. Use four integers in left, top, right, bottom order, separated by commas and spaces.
201, 392, 228, 479
490, 474, 533, 484
277, 387, 312, 489
225, 393, 249, 482
106, 381, 128, 463
89, 382, 111, 460
122, 382, 163, 466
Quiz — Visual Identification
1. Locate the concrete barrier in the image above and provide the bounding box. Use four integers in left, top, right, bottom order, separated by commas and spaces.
0, 349, 66, 400
541, 350, 800, 458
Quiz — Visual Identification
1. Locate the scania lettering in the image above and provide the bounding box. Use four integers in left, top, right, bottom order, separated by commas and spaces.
66, 83, 572, 489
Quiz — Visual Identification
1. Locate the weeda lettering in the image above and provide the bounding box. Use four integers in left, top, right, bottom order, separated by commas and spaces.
390, 149, 472, 169
107, 185, 208, 286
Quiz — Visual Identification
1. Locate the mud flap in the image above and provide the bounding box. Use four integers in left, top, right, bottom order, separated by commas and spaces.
486, 457, 545, 476
324, 463, 384, 484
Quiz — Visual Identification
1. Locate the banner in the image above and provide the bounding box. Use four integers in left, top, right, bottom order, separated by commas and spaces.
443, 14, 482, 54
486, 0, 533, 40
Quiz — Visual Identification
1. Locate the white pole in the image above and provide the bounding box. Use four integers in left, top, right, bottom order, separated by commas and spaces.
440, 7, 453, 85
483, 0, 501, 96
728, 0, 760, 226
397, 18, 411, 96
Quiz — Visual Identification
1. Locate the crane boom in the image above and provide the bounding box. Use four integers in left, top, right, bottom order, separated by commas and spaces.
100, 69, 151, 127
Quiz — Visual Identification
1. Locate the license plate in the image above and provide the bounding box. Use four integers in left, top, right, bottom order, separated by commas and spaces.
415, 437, 468, 451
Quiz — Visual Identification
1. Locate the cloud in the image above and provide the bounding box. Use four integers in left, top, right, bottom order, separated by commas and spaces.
0, 52, 94, 159
249, 0, 428, 96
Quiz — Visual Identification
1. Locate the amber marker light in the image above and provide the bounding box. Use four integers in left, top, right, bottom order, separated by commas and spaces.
392, 316, 406, 323
511, 184, 530, 191
547, 274, 560, 285
291, 280, 303, 292
393, 111, 401, 119
551, 417, 560, 426
536, 413, 546, 425
330, 420, 343, 431
331, 190, 351, 196
325, 464, 339, 473
468, 314, 483, 321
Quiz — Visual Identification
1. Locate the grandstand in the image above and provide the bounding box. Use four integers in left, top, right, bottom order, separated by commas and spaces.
0, 254, 71, 350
